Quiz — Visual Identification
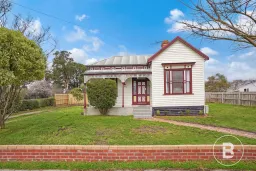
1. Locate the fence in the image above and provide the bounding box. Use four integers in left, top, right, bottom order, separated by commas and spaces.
54, 94, 87, 106
206, 92, 256, 106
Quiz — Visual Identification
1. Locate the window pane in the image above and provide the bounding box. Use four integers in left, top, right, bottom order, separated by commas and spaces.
183, 71, 186, 93
169, 71, 172, 94
138, 85, 141, 94
165, 71, 169, 93
142, 85, 145, 94
186, 81, 190, 93
186, 70, 190, 81
173, 82, 183, 93
173, 71, 183, 81
133, 81, 137, 94
184, 81, 187, 93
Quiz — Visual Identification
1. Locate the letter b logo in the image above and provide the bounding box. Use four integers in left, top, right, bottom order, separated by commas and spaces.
213, 135, 244, 167
222, 143, 234, 159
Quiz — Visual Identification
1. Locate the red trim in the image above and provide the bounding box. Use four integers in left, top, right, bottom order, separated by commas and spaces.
164, 68, 192, 95
84, 83, 87, 109
148, 36, 209, 62
162, 62, 196, 66
86, 64, 149, 67
85, 72, 152, 76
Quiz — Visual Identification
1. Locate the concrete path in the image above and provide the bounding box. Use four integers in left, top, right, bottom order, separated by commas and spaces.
9, 111, 44, 119
145, 118, 256, 139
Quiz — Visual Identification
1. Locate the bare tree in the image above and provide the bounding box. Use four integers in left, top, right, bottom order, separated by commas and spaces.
0, 0, 12, 26
0, 0, 57, 57
179, 0, 256, 49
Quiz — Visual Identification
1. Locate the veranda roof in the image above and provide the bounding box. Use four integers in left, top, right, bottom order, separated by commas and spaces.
87, 55, 151, 66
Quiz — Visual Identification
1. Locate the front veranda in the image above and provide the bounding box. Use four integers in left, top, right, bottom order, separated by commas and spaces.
84, 73, 152, 115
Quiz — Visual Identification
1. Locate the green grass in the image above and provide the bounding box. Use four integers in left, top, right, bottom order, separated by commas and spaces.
0, 106, 255, 145
159, 103, 256, 132
12, 106, 63, 116
0, 161, 255, 170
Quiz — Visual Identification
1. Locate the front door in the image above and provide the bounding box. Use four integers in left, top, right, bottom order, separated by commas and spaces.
137, 81, 147, 104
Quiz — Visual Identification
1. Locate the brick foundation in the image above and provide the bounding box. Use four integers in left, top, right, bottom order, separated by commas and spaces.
0, 145, 255, 162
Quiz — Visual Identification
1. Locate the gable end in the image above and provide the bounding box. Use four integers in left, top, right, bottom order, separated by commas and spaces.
147, 36, 210, 63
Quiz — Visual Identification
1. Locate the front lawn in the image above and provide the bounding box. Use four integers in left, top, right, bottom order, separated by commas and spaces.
0, 106, 255, 145
158, 103, 256, 132
1, 161, 256, 170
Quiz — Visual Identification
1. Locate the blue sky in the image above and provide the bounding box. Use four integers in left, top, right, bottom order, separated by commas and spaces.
11, 0, 256, 80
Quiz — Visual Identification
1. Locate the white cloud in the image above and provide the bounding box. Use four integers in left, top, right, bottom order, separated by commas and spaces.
164, 9, 184, 24
65, 26, 86, 42
68, 48, 99, 65
206, 58, 219, 65
165, 9, 255, 36
66, 26, 104, 52
205, 50, 256, 81
75, 14, 89, 21
89, 29, 99, 34
69, 48, 87, 64
118, 45, 129, 56
85, 58, 98, 65
200, 47, 218, 56
83, 37, 104, 52
236, 11, 256, 34
238, 50, 255, 59
26, 19, 42, 36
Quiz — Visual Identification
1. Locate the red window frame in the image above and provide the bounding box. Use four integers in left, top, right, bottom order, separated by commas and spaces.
164, 68, 192, 95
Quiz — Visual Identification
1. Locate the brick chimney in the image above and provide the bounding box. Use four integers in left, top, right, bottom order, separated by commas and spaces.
161, 40, 169, 48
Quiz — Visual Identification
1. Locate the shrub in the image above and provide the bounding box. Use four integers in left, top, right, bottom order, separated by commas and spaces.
87, 79, 117, 115
19, 97, 55, 111
70, 88, 83, 101
185, 109, 191, 115
20, 99, 39, 111
199, 110, 204, 115
38, 97, 55, 107
156, 110, 160, 116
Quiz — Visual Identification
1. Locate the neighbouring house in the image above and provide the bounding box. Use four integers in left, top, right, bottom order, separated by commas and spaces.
236, 82, 256, 92
84, 36, 209, 118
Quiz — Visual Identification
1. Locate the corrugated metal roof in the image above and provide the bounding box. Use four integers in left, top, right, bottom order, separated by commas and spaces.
88, 55, 151, 66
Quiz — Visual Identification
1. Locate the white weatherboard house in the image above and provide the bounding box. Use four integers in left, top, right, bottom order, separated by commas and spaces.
84, 37, 209, 118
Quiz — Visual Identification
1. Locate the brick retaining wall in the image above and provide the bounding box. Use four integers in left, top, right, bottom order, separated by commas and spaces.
0, 145, 255, 162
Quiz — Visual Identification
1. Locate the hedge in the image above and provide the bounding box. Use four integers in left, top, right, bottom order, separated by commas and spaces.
19, 97, 55, 111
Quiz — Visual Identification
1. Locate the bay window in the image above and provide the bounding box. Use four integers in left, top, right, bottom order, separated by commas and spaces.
164, 69, 192, 95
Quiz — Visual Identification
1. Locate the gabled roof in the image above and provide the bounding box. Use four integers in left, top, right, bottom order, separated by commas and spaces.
86, 55, 151, 66
147, 36, 210, 62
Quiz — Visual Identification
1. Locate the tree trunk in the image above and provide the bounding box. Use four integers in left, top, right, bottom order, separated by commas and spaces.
0, 115, 5, 129
99, 108, 108, 115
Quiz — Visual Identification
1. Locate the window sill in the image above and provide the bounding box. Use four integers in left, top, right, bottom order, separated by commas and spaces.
163, 93, 194, 96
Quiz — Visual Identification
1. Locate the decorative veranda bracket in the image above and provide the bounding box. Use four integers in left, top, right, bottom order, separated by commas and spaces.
84, 74, 152, 83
